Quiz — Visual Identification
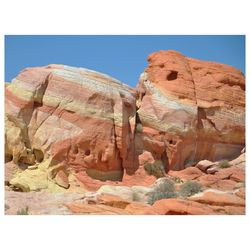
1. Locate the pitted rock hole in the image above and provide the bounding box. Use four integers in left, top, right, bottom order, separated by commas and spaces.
167, 71, 178, 81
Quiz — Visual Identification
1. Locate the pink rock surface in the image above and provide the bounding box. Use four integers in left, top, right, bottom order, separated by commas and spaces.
5, 65, 137, 185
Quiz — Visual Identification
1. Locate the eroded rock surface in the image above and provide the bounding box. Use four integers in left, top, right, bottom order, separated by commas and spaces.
5, 50, 245, 200
5, 65, 137, 187
136, 50, 245, 170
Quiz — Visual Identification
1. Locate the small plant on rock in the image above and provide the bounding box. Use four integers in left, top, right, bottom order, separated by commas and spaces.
148, 178, 177, 205
144, 160, 165, 178
135, 123, 143, 133
179, 181, 203, 198
16, 206, 29, 215
171, 176, 184, 184
219, 160, 231, 168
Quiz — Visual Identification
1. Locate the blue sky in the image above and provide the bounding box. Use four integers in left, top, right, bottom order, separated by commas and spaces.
5, 35, 245, 87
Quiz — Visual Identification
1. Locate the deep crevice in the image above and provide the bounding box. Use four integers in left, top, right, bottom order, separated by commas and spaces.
188, 60, 199, 163
33, 148, 44, 163
22, 72, 52, 151
85, 149, 90, 156
5, 154, 13, 163
161, 150, 170, 173
197, 107, 205, 129
110, 100, 124, 179
72, 145, 78, 154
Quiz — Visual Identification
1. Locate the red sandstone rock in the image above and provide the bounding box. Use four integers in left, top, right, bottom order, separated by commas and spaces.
124, 202, 151, 215
223, 206, 245, 215
214, 167, 239, 180
138, 151, 155, 166
230, 170, 245, 182
66, 203, 131, 215
195, 160, 216, 172
66, 196, 152, 215
210, 179, 237, 191
197, 174, 220, 187
235, 187, 245, 200
96, 194, 130, 209
75, 172, 106, 191
122, 167, 156, 186
168, 167, 203, 180
197, 167, 243, 190
143, 198, 217, 215
208, 205, 245, 215
136, 50, 245, 171
189, 190, 245, 207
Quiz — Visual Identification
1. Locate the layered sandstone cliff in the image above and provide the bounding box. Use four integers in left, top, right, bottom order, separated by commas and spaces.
5, 50, 245, 191
5, 65, 138, 186
136, 50, 245, 170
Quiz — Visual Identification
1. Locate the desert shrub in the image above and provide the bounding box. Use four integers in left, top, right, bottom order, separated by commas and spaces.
132, 192, 140, 202
179, 181, 203, 198
144, 160, 165, 178
135, 123, 143, 133
16, 206, 29, 215
219, 160, 231, 168
171, 176, 184, 184
148, 178, 177, 205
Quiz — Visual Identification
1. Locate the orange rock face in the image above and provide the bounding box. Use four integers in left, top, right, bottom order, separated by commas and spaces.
143, 198, 217, 215
189, 190, 245, 207
136, 50, 245, 171
168, 167, 203, 181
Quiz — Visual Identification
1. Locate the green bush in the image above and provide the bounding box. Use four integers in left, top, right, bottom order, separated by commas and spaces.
171, 176, 184, 184
179, 181, 203, 198
148, 178, 177, 205
219, 160, 231, 168
17, 206, 29, 215
135, 123, 143, 133
144, 160, 165, 178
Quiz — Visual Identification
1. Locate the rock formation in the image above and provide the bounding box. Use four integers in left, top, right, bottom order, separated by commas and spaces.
5, 50, 245, 198
136, 50, 245, 171
5, 65, 137, 187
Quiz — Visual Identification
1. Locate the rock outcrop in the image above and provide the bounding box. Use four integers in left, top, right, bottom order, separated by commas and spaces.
5, 50, 245, 192
5, 65, 137, 186
136, 50, 245, 170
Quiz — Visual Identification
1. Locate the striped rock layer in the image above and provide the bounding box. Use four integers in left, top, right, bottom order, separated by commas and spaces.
5, 64, 137, 183
136, 50, 245, 170
5, 50, 245, 188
